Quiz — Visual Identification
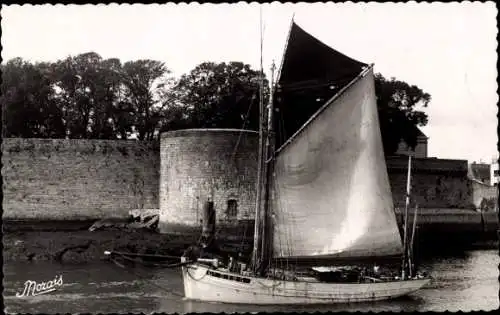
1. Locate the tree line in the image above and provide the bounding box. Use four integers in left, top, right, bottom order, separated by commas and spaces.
1, 52, 430, 154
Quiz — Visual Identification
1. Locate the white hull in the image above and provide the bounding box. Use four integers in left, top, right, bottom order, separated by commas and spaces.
182, 263, 430, 304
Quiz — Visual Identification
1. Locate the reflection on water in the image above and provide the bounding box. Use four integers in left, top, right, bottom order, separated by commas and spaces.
3, 250, 498, 313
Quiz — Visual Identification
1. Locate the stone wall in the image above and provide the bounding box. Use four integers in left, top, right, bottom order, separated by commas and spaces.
2, 138, 159, 220
2, 136, 477, 228
159, 129, 258, 233
387, 156, 473, 209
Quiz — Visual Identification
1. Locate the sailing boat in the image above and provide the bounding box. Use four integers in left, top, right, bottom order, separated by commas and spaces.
180, 21, 430, 304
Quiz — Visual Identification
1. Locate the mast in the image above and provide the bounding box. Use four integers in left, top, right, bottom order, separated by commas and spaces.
252, 8, 280, 276
251, 7, 266, 274
259, 60, 277, 274
401, 155, 412, 280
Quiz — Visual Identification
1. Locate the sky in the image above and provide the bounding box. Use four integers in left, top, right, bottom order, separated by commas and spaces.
1, 2, 498, 163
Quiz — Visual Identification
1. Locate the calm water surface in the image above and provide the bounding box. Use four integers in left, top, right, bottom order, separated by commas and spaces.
3, 249, 498, 313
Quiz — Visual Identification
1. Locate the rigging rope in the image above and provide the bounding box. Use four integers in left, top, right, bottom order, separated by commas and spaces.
228, 92, 256, 265
230, 91, 256, 162
186, 266, 210, 282
109, 251, 188, 268
109, 256, 185, 298
276, 110, 287, 148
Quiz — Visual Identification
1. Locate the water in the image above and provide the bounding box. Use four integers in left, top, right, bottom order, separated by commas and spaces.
3, 249, 498, 313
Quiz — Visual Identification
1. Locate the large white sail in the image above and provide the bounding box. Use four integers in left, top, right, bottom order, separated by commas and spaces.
271, 67, 403, 264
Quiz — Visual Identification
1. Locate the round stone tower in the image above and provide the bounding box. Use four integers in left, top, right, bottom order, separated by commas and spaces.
159, 129, 258, 234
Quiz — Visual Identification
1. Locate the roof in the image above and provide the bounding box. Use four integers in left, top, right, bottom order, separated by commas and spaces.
386, 156, 468, 173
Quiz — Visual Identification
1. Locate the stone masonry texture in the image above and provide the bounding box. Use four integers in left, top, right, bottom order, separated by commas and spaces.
386, 156, 473, 209
2, 138, 159, 220
159, 129, 258, 233
2, 136, 474, 228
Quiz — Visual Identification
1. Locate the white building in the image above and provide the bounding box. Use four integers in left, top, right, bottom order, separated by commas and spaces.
491, 157, 499, 186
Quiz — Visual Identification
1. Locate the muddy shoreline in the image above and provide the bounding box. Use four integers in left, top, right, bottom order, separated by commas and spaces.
2, 220, 253, 264
3, 220, 498, 264
3, 229, 197, 263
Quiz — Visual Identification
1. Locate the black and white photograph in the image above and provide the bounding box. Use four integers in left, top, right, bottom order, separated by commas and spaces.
1, 2, 498, 313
